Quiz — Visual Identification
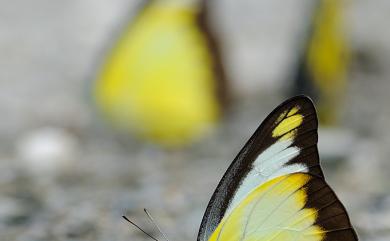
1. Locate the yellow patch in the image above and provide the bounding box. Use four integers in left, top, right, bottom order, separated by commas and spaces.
279, 129, 298, 141
208, 174, 325, 241
287, 106, 300, 117
94, 2, 220, 146
272, 113, 303, 139
275, 110, 287, 124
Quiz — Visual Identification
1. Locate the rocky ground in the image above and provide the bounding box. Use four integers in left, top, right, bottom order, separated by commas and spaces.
1, 0, 390, 241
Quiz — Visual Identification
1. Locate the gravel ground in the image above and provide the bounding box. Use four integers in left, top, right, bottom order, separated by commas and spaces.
1, 1, 390, 241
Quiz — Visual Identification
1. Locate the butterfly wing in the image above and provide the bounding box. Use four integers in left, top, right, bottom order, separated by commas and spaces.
197, 96, 357, 241
208, 173, 358, 241
293, 0, 349, 125
94, 0, 227, 146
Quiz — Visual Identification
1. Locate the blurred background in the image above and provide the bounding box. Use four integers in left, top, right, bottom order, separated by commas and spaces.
1, 0, 390, 240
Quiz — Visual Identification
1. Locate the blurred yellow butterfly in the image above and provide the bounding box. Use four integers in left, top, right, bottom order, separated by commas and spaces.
93, 0, 227, 147
292, 0, 349, 125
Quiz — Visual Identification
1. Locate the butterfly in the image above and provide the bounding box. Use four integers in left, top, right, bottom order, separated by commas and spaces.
93, 0, 227, 147
292, 0, 349, 125
197, 95, 358, 241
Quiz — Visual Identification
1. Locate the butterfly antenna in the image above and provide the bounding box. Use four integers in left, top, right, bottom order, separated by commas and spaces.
143, 208, 170, 241
122, 216, 160, 241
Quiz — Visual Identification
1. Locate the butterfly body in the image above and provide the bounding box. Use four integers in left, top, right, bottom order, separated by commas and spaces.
197, 96, 358, 241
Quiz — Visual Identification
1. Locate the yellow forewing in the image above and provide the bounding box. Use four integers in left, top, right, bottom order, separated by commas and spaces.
208, 174, 324, 241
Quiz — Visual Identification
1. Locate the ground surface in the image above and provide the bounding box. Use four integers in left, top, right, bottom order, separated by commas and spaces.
1, 1, 390, 241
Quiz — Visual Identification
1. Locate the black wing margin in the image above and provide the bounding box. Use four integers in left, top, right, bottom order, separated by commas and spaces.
305, 175, 359, 241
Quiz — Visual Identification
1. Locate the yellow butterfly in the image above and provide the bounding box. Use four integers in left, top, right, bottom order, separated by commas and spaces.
197, 96, 358, 241
93, 0, 227, 147
292, 0, 349, 125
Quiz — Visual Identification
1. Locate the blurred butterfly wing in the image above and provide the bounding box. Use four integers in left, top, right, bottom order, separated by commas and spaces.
208, 173, 358, 241
292, 0, 349, 125
197, 96, 323, 241
94, 0, 227, 146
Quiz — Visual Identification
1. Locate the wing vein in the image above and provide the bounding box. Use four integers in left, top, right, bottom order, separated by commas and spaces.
240, 177, 304, 241
216, 176, 290, 241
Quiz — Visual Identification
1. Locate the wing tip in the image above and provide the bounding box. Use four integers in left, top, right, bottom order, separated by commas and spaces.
281, 95, 318, 125
267, 95, 318, 127
282, 94, 314, 106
